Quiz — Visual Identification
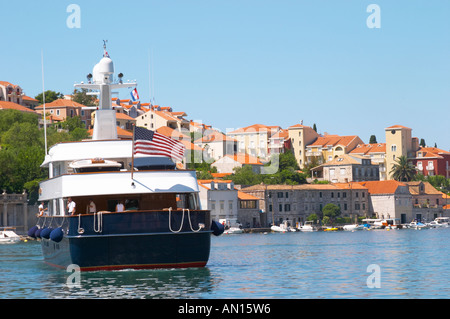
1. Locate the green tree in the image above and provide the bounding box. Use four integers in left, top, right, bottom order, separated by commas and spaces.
322, 203, 341, 223
390, 155, 416, 182
369, 135, 377, 144
313, 123, 317, 132
420, 138, 426, 147
72, 88, 98, 106
34, 90, 64, 104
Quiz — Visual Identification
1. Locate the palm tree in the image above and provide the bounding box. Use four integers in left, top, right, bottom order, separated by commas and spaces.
390, 155, 417, 181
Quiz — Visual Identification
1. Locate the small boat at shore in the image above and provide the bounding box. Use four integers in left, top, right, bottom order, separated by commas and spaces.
408, 221, 429, 230
271, 221, 295, 233
343, 224, 364, 231
0, 228, 21, 244
323, 227, 338, 232
427, 217, 449, 228
297, 221, 318, 232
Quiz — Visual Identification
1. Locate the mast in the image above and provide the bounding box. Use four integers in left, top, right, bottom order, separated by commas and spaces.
74, 41, 137, 140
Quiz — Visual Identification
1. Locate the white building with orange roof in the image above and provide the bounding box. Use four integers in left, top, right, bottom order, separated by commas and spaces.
0, 81, 24, 105
211, 153, 264, 174
136, 106, 190, 133
227, 124, 281, 160
358, 180, 412, 223
194, 130, 237, 162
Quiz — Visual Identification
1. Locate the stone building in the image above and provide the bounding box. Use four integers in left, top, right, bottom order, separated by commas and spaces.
240, 183, 369, 226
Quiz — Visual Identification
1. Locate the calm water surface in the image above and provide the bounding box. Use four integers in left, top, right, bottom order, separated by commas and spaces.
0, 228, 449, 299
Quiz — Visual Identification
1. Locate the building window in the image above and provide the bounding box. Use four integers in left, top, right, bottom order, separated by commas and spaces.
284, 204, 291, 211
391, 145, 397, 152
279, 204, 283, 212
277, 192, 284, 198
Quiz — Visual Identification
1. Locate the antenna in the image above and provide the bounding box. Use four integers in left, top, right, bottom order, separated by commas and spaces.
41, 49, 48, 155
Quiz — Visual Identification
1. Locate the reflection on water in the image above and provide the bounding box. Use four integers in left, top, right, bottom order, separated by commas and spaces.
0, 228, 449, 298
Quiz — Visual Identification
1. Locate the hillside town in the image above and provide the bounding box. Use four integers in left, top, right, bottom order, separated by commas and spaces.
0, 80, 449, 231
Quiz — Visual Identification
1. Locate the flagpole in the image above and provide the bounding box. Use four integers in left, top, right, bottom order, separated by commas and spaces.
131, 124, 136, 183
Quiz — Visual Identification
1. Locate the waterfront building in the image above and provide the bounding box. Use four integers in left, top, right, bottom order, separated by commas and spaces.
211, 153, 263, 174
237, 191, 264, 228
412, 147, 450, 178
310, 154, 380, 183
405, 181, 447, 221
198, 180, 238, 223
358, 180, 413, 223
0, 190, 31, 234
240, 183, 369, 227
288, 123, 320, 169
226, 124, 281, 160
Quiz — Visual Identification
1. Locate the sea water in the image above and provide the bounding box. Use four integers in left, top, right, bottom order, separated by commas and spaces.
0, 228, 449, 299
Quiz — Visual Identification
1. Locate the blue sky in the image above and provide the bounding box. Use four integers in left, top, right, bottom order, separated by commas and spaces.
2, 0, 449, 150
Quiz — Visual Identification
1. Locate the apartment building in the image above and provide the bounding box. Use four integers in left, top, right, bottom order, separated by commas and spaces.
227, 124, 281, 160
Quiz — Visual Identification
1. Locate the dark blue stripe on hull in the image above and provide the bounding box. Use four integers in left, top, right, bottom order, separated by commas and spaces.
41, 232, 211, 271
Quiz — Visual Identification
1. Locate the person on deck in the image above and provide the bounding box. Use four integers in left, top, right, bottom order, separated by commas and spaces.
67, 197, 76, 215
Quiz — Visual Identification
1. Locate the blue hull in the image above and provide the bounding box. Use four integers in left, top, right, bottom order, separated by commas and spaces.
40, 210, 212, 271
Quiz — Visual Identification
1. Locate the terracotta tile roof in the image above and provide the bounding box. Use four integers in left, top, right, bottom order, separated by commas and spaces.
156, 126, 190, 141
269, 129, 289, 140
228, 124, 281, 135
0, 101, 35, 113
115, 112, 135, 121
0, 81, 19, 88
385, 125, 411, 130
238, 191, 259, 200
308, 135, 361, 148
357, 180, 406, 195
22, 95, 38, 101
194, 131, 237, 143
416, 147, 450, 159
87, 126, 132, 138
333, 182, 368, 190
36, 99, 86, 108
288, 124, 310, 129
404, 181, 444, 195
319, 154, 360, 166
225, 153, 263, 165
350, 143, 386, 155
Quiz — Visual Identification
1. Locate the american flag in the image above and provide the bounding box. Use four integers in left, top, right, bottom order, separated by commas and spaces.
133, 126, 185, 162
